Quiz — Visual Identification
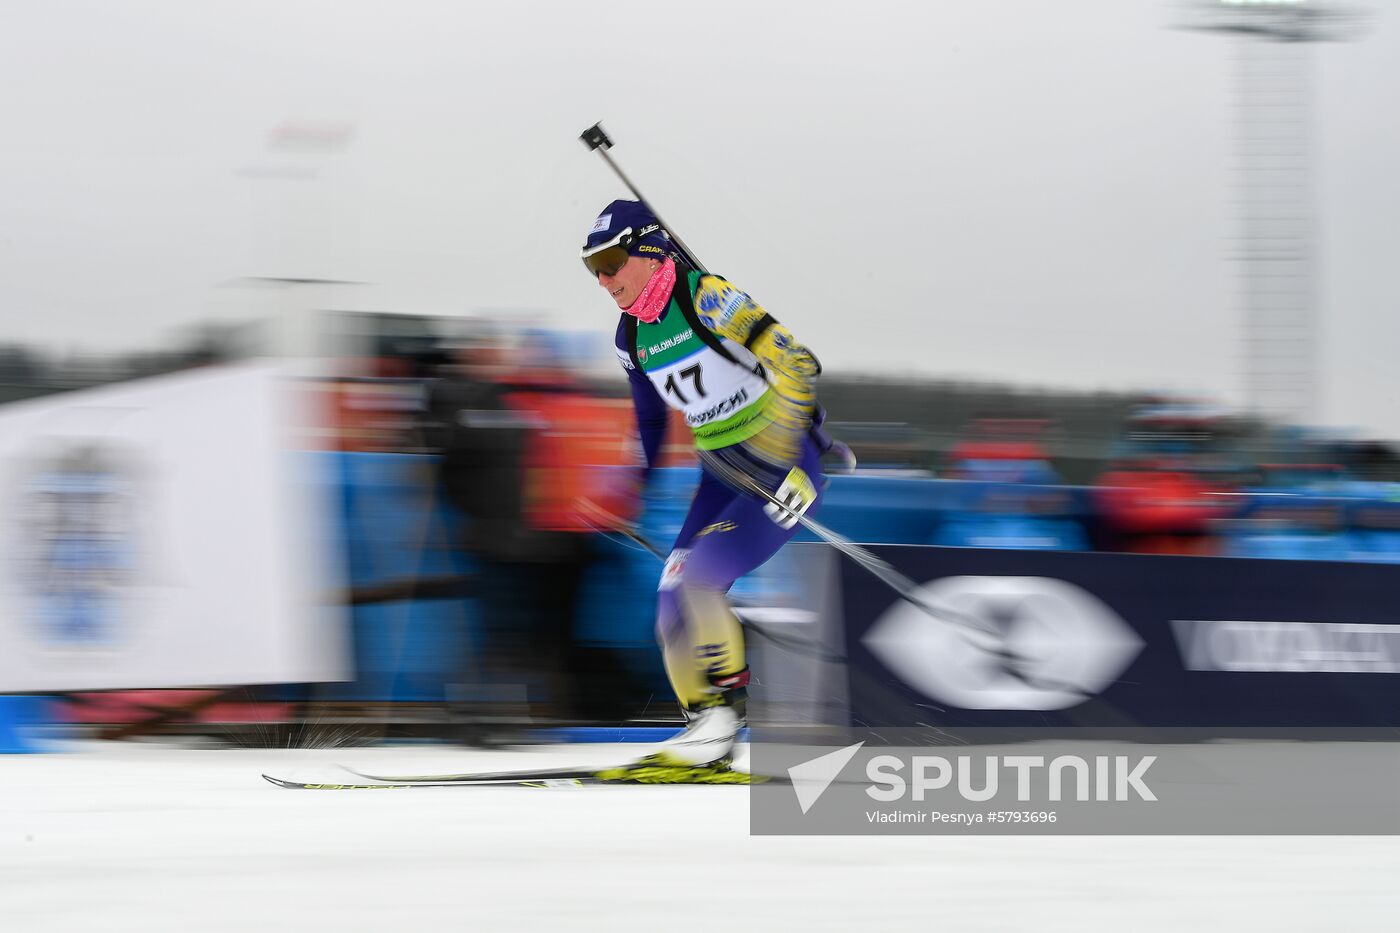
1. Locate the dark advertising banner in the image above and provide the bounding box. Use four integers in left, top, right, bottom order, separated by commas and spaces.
840, 546, 1400, 728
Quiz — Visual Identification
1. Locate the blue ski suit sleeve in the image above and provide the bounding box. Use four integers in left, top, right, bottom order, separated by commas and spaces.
616, 316, 668, 471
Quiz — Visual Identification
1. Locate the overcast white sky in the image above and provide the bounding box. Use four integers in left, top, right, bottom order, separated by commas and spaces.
1, 1, 1396, 436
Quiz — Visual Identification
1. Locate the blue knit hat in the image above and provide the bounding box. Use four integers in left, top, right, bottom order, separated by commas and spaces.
582, 199, 672, 261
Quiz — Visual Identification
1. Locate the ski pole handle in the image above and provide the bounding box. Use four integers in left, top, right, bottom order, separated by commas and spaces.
578, 121, 709, 275
579, 123, 613, 151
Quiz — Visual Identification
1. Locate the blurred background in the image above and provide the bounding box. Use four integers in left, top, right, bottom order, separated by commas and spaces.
2, 0, 1398, 747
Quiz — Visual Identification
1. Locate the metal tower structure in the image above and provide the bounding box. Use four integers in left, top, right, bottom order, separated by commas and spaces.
1176, 1, 1365, 425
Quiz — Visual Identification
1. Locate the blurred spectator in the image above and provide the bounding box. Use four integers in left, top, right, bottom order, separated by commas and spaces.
933, 419, 1087, 549
1094, 403, 1245, 555
1252, 462, 1348, 493
424, 329, 610, 737
944, 418, 1062, 484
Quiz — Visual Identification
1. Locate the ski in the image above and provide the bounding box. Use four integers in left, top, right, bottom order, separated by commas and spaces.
262, 774, 591, 790
341, 764, 600, 784
264, 760, 776, 790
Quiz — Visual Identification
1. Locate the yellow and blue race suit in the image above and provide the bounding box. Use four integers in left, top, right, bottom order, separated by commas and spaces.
615, 267, 826, 709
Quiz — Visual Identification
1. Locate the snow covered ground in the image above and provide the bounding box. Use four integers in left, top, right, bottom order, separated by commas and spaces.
3, 740, 1398, 932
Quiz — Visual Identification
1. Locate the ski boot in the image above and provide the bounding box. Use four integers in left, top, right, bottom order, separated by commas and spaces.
596, 671, 754, 784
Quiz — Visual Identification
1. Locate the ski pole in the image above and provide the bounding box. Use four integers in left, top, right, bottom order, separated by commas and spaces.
580, 122, 709, 274
573, 496, 845, 664
694, 450, 1004, 645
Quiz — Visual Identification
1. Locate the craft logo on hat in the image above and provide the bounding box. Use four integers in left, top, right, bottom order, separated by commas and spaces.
590, 213, 612, 234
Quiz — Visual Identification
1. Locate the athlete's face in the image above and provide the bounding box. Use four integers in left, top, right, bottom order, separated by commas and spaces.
597, 255, 660, 310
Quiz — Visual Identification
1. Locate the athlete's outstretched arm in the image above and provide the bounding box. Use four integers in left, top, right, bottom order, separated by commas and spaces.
615, 319, 669, 472
694, 276, 820, 468
627, 364, 669, 470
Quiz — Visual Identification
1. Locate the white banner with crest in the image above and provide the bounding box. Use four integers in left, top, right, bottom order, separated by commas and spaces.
0, 362, 349, 691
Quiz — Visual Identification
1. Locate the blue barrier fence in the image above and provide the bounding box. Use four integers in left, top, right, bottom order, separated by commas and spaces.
319, 453, 1400, 704
0, 696, 49, 753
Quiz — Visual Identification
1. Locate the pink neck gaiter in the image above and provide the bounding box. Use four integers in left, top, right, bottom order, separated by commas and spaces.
623, 258, 676, 324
